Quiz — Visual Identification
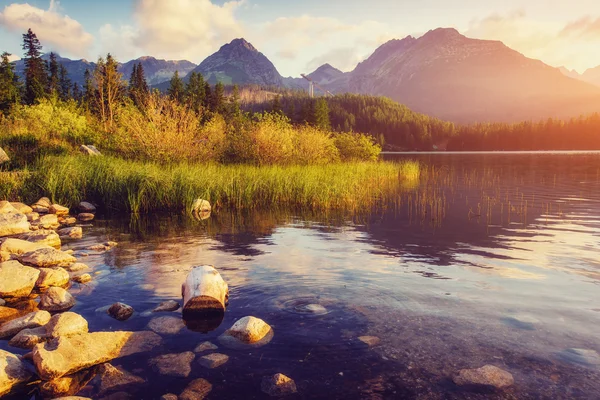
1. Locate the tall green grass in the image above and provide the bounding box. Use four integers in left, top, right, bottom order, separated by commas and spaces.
23, 155, 420, 214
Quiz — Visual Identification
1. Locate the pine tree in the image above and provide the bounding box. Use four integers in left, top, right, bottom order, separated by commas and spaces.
21, 28, 47, 104
271, 94, 282, 114
228, 84, 241, 116
203, 81, 212, 110
0, 52, 20, 114
128, 62, 148, 107
58, 64, 71, 101
72, 82, 81, 102
185, 71, 206, 114
167, 70, 184, 102
210, 81, 225, 114
313, 98, 331, 130
47, 52, 59, 96
82, 69, 94, 110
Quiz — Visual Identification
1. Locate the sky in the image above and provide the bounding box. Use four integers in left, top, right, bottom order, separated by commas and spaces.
0, 0, 599, 76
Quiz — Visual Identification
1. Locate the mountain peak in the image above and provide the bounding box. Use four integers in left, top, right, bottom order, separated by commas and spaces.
225, 38, 257, 52
422, 27, 463, 41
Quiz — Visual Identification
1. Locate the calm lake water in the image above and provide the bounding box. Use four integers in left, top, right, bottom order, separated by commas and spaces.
4, 152, 600, 399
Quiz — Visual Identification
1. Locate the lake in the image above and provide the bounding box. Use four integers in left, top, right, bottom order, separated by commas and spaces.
3, 152, 599, 399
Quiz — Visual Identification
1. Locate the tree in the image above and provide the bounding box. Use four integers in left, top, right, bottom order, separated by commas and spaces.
228, 84, 241, 116
167, 70, 184, 102
82, 69, 94, 110
271, 94, 282, 114
58, 64, 71, 101
128, 62, 148, 107
92, 54, 125, 129
185, 71, 206, 114
210, 81, 225, 114
47, 52, 59, 95
21, 28, 47, 104
313, 98, 331, 130
0, 52, 20, 114
203, 81, 212, 110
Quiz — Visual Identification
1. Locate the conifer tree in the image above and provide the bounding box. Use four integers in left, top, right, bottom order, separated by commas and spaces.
185, 71, 206, 114
128, 62, 148, 107
228, 84, 241, 116
21, 28, 47, 104
47, 52, 59, 95
82, 69, 94, 109
313, 98, 331, 130
58, 64, 71, 101
0, 52, 20, 114
203, 81, 212, 110
211, 81, 225, 114
167, 70, 184, 103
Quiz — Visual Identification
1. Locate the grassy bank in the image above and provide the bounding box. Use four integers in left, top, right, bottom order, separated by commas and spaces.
0, 156, 419, 214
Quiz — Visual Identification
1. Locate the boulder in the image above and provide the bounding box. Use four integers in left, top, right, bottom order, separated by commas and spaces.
198, 353, 228, 369
53, 397, 92, 400
49, 204, 69, 215
225, 316, 272, 344
0, 349, 33, 397
191, 199, 211, 213
147, 316, 185, 335
194, 341, 218, 353
34, 197, 51, 208
39, 287, 76, 312
8, 326, 47, 349
0, 260, 40, 298
45, 312, 88, 338
10, 202, 33, 214
0, 212, 29, 237
261, 373, 297, 397
0, 306, 20, 324
61, 217, 77, 226
78, 202, 96, 213
78, 213, 95, 222
36, 267, 71, 289
39, 367, 98, 398
20, 247, 76, 267
26, 212, 40, 222
179, 378, 212, 400
72, 273, 92, 284
0, 238, 52, 257
108, 303, 134, 321
93, 363, 144, 394
32, 205, 49, 214
0, 201, 18, 214
153, 300, 180, 312
58, 227, 83, 239
80, 145, 101, 156
38, 213, 59, 229
19, 229, 61, 248
0, 147, 9, 164
66, 262, 89, 272
453, 365, 514, 389
149, 352, 195, 377
32, 331, 161, 380
0, 310, 51, 339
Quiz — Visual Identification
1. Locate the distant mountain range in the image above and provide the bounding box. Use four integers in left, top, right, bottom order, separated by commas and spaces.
12, 29, 600, 123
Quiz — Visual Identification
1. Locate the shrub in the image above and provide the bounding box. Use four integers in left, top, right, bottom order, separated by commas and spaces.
334, 132, 382, 161
249, 112, 295, 165
292, 125, 339, 164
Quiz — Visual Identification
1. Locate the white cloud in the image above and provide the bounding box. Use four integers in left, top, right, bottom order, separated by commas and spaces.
0, 0, 93, 58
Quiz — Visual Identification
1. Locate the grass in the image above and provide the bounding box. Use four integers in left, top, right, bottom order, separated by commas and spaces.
3, 155, 420, 214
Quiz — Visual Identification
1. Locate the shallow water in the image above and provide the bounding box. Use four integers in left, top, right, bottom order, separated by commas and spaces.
3, 152, 600, 399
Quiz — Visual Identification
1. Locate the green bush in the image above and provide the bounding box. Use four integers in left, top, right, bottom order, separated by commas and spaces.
334, 132, 382, 161
293, 125, 339, 164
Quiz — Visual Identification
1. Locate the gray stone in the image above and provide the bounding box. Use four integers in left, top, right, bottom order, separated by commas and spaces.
0, 238, 52, 258
72, 273, 92, 284
453, 365, 514, 389
10, 202, 32, 214
0, 211, 29, 237
19, 229, 61, 248
108, 303, 134, 321
20, 247, 76, 268
94, 363, 145, 394
38, 213, 59, 228
49, 204, 70, 216
0, 349, 33, 397
78, 201, 96, 213
78, 213, 95, 221
39, 286, 76, 312
45, 312, 88, 338
0, 260, 40, 298
8, 326, 48, 349
34, 197, 51, 208
224, 316, 272, 344
66, 262, 89, 272
560, 348, 600, 366
147, 316, 185, 335
198, 353, 229, 369
0, 310, 51, 339
38, 366, 98, 398
36, 267, 70, 289
58, 226, 83, 239
153, 300, 180, 312
179, 378, 212, 400
194, 341, 218, 353
261, 373, 297, 397
149, 352, 195, 377
161, 394, 178, 400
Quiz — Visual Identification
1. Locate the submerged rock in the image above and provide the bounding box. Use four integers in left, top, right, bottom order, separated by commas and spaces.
153, 300, 180, 312
72, 273, 92, 284
93, 363, 145, 394
453, 365, 514, 389
78, 201, 96, 213
357, 336, 381, 347
36, 267, 70, 289
108, 303, 134, 321
261, 373, 297, 397
66, 262, 89, 272
149, 352, 195, 377
39, 287, 76, 312
0, 211, 29, 237
198, 353, 229, 369
559, 348, 600, 366
0, 310, 51, 339
160, 394, 178, 400
224, 316, 272, 344
8, 326, 47, 349
179, 378, 212, 400
39, 366, 98, 398
19, 229, 61, 248
78, 213, 95, 222
58, 226, 83, 240
49, 204, 70, 216
45, 312, 88, 338
20, 247, 76, 268
147, 316, 185, 335
0, 349, 33, 397
0, 260, 40, 298
194, 341, 218, 353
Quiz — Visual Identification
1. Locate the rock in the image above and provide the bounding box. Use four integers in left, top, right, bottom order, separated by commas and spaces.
161, 394, 179, 400
0, 349, 33, 397
93, 363, 144, 394
61, 217, 77, 226
39, 213, 59, 228
80, 144, 102, 156
194, 341, 218, 353
0, 306, 20, 324
45, 312, 88, 338
0, 250, 9, 262
147, 316, 185, 335
0, 211, 29, 237
78, 201, 96, 213
10, 202, 32, 214
34, 197, 52, 208
0, 298, 4, 306
66, 262, 89, 272
191, 199, 211, 213
357, 336, 381, 347
0, 260, 40, 298
26, 212, 40, 221
49, 204, 70, 215
19, 229, 61, 248
39, 367, 98, 398
261, 373, 297, 397
560, 348, 600, 366
198, 353, 229, 369
36, 267, 71, 289
20, 247, 76, 268
453, 365, 514, 389
304, 304, 327, 314
8, 326, 47, 349
0, 201, 18, 214
149, 352, 195, 377
0, 238, 52, 258
78, 213, 95, 222
108, 303, 134, 321
32, 331, 161, 380
0, 147, 9, 164
39, 287, 76, 312
72, 273, 92, 284
0, 310, 51, 338
58, 226, 83, 240
153, 300, 180, 312
53, 397, 92, 400
179, 378, 212, 400
32, 205, 49, 214
225, 316, 272, 344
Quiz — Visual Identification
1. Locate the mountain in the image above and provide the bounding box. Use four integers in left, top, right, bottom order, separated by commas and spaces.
558, 67, 581, 80
13, 54, 196, 87
307, 63, 344, 84
325, 28, 600, 123
581, 66, 600, 87
188, 38, 283, 86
